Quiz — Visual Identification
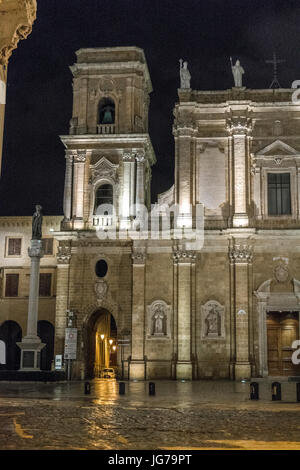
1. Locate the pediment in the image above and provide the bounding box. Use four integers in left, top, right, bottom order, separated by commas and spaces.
256, 140, 299, 157
90, 156, 119, 184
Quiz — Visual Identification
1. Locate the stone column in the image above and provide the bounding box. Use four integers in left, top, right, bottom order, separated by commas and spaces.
63, 151, 74, 223
130, 246, 146, 379
229, 243, 252, 380
173, 249, 196, 380
54, 242, 72, 357
120, 152, 133, 229
17, 239, 45, 370
0, 0, 37, 174
227, 116, 252, 228
72, 150, 86, 229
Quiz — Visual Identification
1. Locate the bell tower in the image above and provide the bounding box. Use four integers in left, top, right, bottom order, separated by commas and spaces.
60, 47, 156, 231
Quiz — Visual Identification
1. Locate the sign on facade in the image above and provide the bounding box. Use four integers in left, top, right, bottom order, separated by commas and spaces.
0, 340, 5, 364
64, 328, 78, 360
55, 354, 63, 370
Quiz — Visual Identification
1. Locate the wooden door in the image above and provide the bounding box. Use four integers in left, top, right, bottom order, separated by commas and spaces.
267, 312, 300, 376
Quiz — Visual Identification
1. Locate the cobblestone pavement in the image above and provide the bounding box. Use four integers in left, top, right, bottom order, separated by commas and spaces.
0, 379, 300, 450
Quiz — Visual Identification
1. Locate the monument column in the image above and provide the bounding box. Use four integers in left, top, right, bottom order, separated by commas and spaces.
18, 205, 45, 370
227, 116, 252, 228
173, 249, 196, 380
54, 241, 72, 357
130, 246, 146, 380
229, 242, 252, 380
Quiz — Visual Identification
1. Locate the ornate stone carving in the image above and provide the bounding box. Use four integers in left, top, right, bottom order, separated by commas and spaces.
74, 150, 86, 163
226, 116, 252, 135
147, 300, 171, 339
229, 244, 253, 263
274, 157, 282, 165
136, 151, 146, 163
132, 249, 146, 265
90, 156, 118, 184
122, 151, 135, 162
201, 300, 225, 339
173, 250, 196, 263
274, 258, 289, 283
28, 239, 44, 258
0, 0, 37, 65
57, 242, 71, 264
94, 279, 108, 303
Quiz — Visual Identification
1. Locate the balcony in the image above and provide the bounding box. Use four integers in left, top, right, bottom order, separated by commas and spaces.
97, 124, 116, 135
93, 215, 114, 227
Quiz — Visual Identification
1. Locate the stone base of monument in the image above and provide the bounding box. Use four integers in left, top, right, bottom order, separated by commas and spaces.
17, 337, 45, 371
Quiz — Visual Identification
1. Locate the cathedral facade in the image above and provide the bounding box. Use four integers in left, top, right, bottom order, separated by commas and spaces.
1, 46, 300, 380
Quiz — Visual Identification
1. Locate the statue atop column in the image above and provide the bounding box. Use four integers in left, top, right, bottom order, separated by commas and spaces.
179, 59, 191, 89
32, 205, 43, 240
230, 57, 245, 87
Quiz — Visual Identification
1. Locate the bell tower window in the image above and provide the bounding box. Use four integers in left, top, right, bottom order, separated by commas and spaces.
97, 98, 115, 134
94, 184, 113, 214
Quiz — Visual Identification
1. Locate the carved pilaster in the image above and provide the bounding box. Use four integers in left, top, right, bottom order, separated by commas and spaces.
56, 242, 72, 265
229, 244, 253, 264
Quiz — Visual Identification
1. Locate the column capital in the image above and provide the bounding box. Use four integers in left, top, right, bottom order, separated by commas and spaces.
229, 244, 253, 264
28, 239, 44, 258
132, 248, 146, 265
57, 242, 72, 264
226, 116, 252, 136
173, 250, 196, 264
65, 149, 76, 162
122, 151, 135, 162
136, 151, 146, 163
74, 150, 86, 163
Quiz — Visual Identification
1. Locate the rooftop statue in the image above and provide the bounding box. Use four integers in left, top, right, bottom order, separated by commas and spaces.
230, 57, 245, 88
179, 58, 191, 89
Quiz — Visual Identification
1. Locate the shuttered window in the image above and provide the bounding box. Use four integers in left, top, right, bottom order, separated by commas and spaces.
268, 173, 291, 216
42, 238, 53, 255
7, 238, 21, 256
5, 274, 19, 297
39, 274, 52, 297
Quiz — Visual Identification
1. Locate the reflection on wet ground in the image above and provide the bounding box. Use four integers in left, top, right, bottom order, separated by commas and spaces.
0, 379, 300, 449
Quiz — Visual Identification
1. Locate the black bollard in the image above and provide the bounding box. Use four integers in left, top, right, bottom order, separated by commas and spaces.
149, 382, 155, 396
272, 381, 281, 401
119, 382, 125, 395
84, 381, 91, 395
297, 383, 300, 402
250, 382, 259, 400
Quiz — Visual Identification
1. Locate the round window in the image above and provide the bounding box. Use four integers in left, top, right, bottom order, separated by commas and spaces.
95, 259, 108, 278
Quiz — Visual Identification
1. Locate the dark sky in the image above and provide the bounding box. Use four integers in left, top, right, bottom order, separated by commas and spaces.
1, 0, 300, 215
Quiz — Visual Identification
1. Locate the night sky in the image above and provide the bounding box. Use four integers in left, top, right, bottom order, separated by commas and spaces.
1, 0, 300, 216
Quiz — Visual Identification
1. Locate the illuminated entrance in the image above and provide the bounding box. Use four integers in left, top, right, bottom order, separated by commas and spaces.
85, 309, 117, 378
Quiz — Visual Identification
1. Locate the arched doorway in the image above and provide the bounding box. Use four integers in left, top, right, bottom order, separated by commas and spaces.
37, 321, 55, 371
0, 321, 22, 370
85, 309, 118, 378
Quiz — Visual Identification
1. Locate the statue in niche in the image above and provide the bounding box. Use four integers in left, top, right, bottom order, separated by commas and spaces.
230, 57, 245, 87
205, 304, 221, 337
152, 304, 166, 336
179, 59, 191, 89
32, 205, 43, 240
